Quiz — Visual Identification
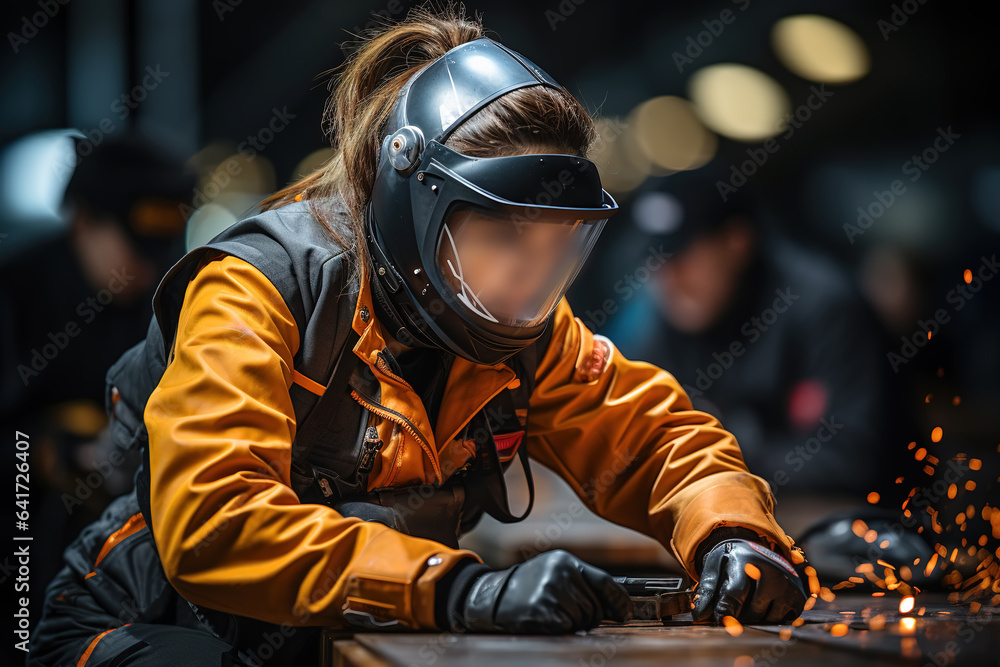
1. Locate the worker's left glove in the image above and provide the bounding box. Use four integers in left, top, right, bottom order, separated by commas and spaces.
692, 537, 806, 624
448, 549, 634, 633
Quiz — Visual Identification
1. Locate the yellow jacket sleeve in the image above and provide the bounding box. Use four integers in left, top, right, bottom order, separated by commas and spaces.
143, 252, 481, 630
526, 298, 803, 580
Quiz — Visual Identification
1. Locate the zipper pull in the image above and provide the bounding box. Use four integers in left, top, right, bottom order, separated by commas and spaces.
357, 426, 384, 474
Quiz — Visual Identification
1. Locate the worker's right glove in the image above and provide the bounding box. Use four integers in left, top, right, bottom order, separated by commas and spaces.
692, 537, 807, 624
447, 549, 633, 633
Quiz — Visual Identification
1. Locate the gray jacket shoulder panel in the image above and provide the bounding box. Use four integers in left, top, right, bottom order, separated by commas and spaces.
104, 196, 362, 455
151, 197, 359, 377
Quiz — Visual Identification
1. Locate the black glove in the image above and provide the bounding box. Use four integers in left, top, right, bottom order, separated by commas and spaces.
446, 549, 633, 633
692, 536, 806, 624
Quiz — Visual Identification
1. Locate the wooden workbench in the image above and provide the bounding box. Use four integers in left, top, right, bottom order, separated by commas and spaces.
321, 594, 997, 666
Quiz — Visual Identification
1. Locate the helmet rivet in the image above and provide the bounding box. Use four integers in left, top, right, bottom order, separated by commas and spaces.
387, 126, 424, 172
378, 266, 386, 276
416, 172, 424, 181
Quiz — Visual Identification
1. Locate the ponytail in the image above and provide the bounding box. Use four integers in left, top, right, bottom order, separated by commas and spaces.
258, 1, 596, 291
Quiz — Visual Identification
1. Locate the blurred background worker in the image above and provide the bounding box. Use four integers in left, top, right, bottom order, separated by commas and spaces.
588, 165, 953, 587
0, 131, 194, 638
1, 132, 194, 415
602, 164, 890, 533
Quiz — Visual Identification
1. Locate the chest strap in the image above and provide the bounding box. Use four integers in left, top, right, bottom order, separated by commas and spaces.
291, 329, 539, 528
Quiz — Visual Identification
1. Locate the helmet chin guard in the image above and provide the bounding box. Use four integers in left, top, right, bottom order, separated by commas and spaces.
366, 37, 619, 365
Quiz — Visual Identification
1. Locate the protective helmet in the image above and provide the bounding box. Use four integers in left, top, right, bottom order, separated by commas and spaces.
366, 37, 618, 366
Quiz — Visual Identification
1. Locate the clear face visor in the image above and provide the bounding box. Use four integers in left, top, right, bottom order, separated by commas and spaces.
435, 205, 609, 328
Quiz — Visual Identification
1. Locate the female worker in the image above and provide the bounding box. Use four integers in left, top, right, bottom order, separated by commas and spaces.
29, 4, 806, 666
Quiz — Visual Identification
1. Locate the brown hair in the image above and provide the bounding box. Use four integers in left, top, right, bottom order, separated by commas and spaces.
256, 1, 597, 289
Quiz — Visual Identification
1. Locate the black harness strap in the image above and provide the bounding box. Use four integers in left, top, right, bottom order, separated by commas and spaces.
291, 311, 557, 522
463, 388, 535, 523
459, 313, 555, 524
289, 326, 362, 499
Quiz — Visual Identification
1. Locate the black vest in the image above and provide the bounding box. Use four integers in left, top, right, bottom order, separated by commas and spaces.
104, 195, 552, 545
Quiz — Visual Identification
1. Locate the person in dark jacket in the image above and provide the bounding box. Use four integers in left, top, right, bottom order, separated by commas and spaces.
604, 167, 889, 507
1, 131, 193, 667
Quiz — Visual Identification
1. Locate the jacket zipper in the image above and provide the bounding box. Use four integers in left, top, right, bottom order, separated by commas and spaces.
350, 388, 443, 484
356, 426, 384, 475
375, 352, 411, 389
361, 349, 519, 485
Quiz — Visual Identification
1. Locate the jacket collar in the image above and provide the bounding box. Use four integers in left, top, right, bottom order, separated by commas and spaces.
349, 265, 518, 455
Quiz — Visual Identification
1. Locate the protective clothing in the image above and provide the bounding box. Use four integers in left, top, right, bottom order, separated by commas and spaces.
692, 536, 807, 624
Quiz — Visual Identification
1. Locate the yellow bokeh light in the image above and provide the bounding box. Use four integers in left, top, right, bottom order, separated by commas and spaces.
630, 96, 717, 171
688, 64, 791, 142
590, 117, 648, 195
292, 147, 336, 180
772, 14, 870, 83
